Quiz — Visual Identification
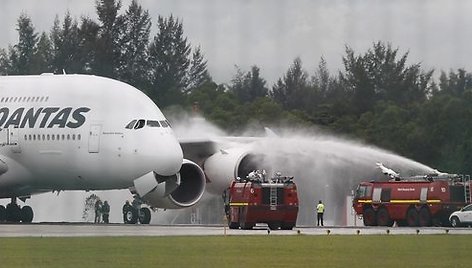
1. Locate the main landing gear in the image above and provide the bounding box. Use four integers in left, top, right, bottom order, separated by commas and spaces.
0, 197, 34, 223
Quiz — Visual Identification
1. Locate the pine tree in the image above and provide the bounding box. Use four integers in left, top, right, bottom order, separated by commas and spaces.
148, 15, 191, 106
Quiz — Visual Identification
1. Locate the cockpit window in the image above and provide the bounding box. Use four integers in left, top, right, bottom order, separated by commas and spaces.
147, 120, 161, 127
134, 119, 146, 129
125, 120, 137, 129
160, 120, 169, 128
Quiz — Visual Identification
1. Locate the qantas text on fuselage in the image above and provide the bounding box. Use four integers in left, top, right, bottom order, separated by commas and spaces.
0, 107, 90, 129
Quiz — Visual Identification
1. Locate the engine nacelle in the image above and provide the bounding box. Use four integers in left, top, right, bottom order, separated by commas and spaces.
133, 159, 205, 209
203, 147, 266, 194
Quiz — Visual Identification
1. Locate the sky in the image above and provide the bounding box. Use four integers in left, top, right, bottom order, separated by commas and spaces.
1, 0, 472, 85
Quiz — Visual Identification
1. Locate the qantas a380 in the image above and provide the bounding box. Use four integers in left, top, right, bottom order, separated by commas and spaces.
0, 74, 263, 223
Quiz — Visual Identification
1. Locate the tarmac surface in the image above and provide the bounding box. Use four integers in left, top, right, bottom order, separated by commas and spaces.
1, 223, 472, 237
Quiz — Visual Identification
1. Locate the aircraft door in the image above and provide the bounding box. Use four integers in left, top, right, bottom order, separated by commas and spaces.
88, 124, 102, 153
5, 127, 21, 153
0, 128, 8, 145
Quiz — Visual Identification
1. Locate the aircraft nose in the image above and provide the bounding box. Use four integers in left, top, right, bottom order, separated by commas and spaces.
153, 134, 183, 176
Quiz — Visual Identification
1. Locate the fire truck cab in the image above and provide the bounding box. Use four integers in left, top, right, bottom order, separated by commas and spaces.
353, 173, 472, 227
224, 171, 299, 230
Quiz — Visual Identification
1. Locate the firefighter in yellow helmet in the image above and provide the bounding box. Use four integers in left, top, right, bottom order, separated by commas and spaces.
316, 200, 325, 226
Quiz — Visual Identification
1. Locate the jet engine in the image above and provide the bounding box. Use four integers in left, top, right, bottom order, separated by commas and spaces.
133, 159, 206, 209
203, 147, 266, 194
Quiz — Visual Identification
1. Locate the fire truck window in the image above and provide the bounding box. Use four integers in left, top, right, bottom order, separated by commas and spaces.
380, 188, 391, 202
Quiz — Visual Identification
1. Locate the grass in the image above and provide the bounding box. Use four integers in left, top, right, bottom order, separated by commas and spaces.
0, 235, 471, 267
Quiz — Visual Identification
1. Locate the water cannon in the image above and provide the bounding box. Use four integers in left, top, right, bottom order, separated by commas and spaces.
376, 162, 400, 180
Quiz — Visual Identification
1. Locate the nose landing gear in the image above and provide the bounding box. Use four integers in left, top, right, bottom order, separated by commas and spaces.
122, 196, 151, 224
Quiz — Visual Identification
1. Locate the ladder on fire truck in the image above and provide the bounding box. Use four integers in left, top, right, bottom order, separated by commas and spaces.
269, 185, 278, 206
465, 175, 471, 203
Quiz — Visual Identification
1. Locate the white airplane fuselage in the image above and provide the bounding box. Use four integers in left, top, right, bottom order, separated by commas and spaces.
0, 74, 183, 198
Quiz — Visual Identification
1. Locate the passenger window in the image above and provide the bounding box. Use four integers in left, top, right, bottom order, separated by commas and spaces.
125, 120, 137, 129
147, 120, 161, 127
134, 119, 145, 129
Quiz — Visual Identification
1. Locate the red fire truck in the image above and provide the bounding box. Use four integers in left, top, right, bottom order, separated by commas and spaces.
223, 171, 299, 230
353, 173, 472, 227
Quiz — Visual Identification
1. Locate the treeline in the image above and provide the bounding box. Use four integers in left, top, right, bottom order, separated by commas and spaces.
1, 0, 472, 174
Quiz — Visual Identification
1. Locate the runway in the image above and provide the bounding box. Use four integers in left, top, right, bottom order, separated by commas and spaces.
1, 223, 472, 237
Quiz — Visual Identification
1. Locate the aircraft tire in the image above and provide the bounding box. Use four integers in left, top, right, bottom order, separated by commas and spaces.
138, 207, 151, 224
0, 205, 5, 222
21, 206, 34, 223
6, 203, 21, 222
124, 208, 138, 224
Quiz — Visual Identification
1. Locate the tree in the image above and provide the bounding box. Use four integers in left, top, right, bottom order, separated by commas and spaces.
230, 65, 268, 103
270, 57, 311, 110
94, 0, 124, 77
77, 17, 100, 73
115, 0, 151, 88
31, 32, 53, 74
186, 46, 211, 92
148, 15, 191, 106
0, 48, 10, 75
339, 42, 433, 114
10, 13, 39, 74
50, 13, 82, 73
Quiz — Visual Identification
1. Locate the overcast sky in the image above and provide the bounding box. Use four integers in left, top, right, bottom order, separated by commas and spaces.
1, 0, 472, 85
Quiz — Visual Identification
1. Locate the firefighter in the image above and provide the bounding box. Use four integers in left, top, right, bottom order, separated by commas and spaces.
101, 201, 110, 223
316, 200, 325, 226
94, 198, 102, 223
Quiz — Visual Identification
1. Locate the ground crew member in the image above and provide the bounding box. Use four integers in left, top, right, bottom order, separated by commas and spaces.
316, 200, 325, 226
94, 199, 102, 223
102, 201, 110, 223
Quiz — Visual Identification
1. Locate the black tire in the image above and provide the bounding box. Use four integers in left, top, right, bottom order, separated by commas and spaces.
268, 222, 281, 230
376, 207, 393, 227
6, 203, 21, 222
0, 205, 6, 222
228, 221, 239, 229
406, 207, 419, 227
124, 208, 138, 224
281, 223, 295, 230
450, 216, 461, 228
21, 206, 33, 223
363, 207, 377, 226
418, 207, 432, 227
138, 207, 151, 224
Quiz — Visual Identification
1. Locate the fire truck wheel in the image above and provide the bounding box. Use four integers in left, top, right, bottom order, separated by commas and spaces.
268, 222, 281, 230
406, 207, 419, 227
376, 207, 393, 227
228, 222, 239, 229
281, 223, 294, 230
240, 221, 254, 230
363, 207, 377, 226
418, 207, 432, 227
450, 216, 461, 228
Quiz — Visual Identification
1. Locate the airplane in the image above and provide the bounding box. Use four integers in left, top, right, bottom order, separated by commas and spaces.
0, 74, 264, 223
